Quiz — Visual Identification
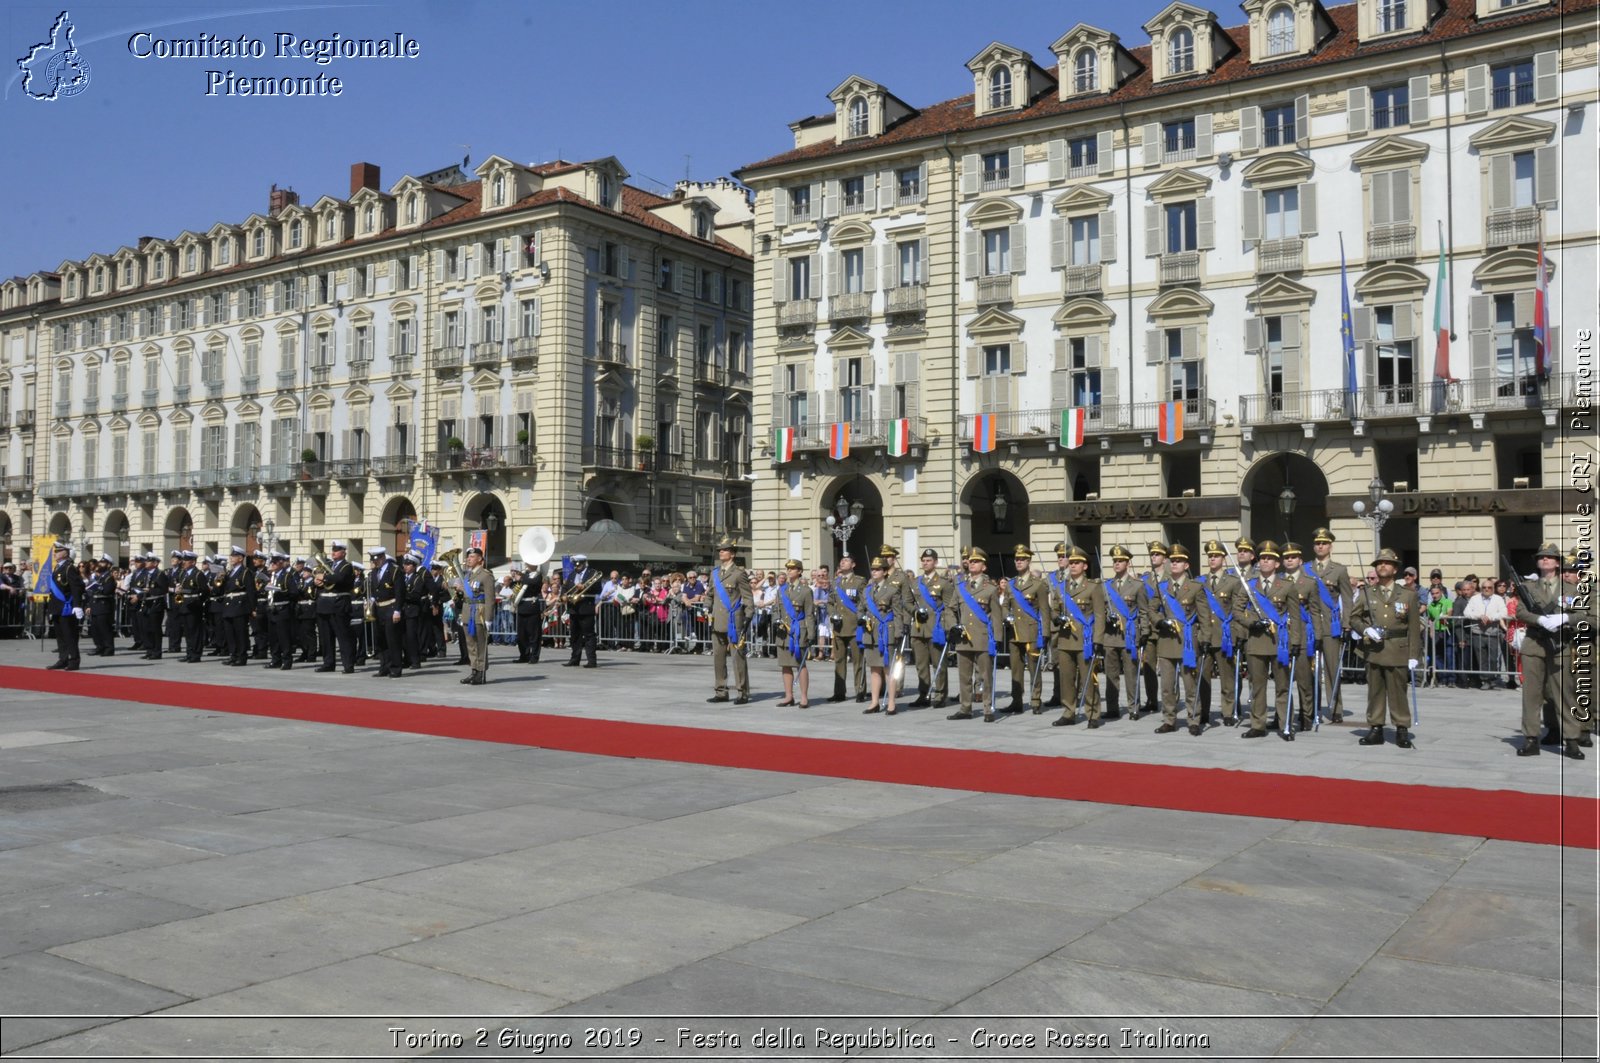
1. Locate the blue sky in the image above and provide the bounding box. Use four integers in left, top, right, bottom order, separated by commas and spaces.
1, 0, 1158, 281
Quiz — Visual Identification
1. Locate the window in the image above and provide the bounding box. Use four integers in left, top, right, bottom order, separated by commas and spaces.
208, 292, 228, 325
492, 174, 505, 207
1169, 27, 1195, 75
1377, 0, 1406, 33
1068, 337, 1101, 406
217, 240, 231, 266
847, 97, 869, 137
1265, 317, 1286, 397
518, 298, 538, 340
1266, 4, 1296, 55
83, 436, 97, 480
1263, 187, 1300, 239
144, 358, 158, 392
1165, 202, 1198, 253
603, 242, 620, 277
782, 363, 809, 428
841, 248, 865, 294
317, 274, 332, 304
1493, 294, 1538, 394
93, 266, 104, 292
989, 66, 1012, 109
658, 257, 674, 290
1068, 135, 1098, 173
397, 318, 416, 355
1372, 83, 1411, 128
1164, 118, 1197, 159
482, 240, 499, 276
789, 257, 812, 300
121, 261, 133, 286
288, 220, 302, 248
364, 203, 376, 230
1073, 49, 1098, 93
142, 429, 157, 475
314, 331, 333, 368
279, 335, 297, 374
244, 285, 262, 317
699, 268, 713, 301
353, 325, 373, 361
728, 330, 747, 376
406, 195, 418, 224
479, 307, 497, 344
981, 151, 1009, 188
896, 167, 921, 202
1263, 103, 1296, 147
1069, 215, 1101, 265
657, 314, 675, 360
1165, 328, 1202, 402
281, 279, 300, 311
1509, 150, 1536, 207
324, 215, 336, 241
242, 341, 260, 379
176, 300, 194, 329
444, 248, 459, 279
787, 187, 812, 223
142, 308, 159, 336
982, 228, 1011, 276
396, 256, 411, 288
695, 211, 711, 240
839, 357, 869, 421
841, 176, 866, 213
696, 322, 713, 361
175, 352, 191, 387
113, 312, 130, 341
897, 240, 924, 286
443, 311, 461, 347
1492, 60, 1534, 109
983, 344, 1011, 376
152, 255, 165, 280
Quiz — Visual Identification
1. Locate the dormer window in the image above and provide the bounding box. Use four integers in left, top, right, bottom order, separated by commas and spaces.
289, 220, 303, 248
1265, 5, 1295, 54
1169, 28, 1195, 75
695, 211, 711, 240
599, 174, 613, 207
184, 246, 197, 272
323, 216, 336, 241
847, 97, 869, 138
122, 262, 133, 286
363, 204, 376, 231
492, 173, 505, 207
94, 267, 105, 292
253, 229, 265, 257
1377, 0, 1405, 33
1073, 49, 1098, 93
988, 66, 1013, 109
406, 195, 418, 224
152, 256, 165, 280
217, 240, 231, 266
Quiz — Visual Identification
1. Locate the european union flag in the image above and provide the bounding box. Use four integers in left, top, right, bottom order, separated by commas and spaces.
1339, 234, 1358, 409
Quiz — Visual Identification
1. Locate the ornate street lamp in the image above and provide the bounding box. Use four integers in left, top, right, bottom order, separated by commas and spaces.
1351, 476, 1394, 558
824, 496, 865, 558
1277, 484, 1297, 540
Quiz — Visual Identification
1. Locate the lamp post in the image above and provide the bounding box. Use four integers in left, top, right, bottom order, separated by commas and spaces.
1277, 484, 1297, 541
1351, 477, 1394, 560
263, 518, 276, 555
824, 496, 865, 558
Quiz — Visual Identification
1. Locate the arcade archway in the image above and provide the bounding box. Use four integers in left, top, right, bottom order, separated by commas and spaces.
961, 470, 1032, 578
1242, 452, 1328, 549
102, 510, 131, 566
164, 507, 194, 556
381, 496, 417, 557
463, 492, 508, 566
820, 476, 883, 569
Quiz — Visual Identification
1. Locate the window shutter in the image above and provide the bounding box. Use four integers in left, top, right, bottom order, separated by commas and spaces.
1469, 295, 1493, 381
1011, 342, 1027, 375
1097, 131, 1115, 176
898, 353, 921, 420
1488, 154, 1513, 212
1009, 223, 1027, 274
1050, 218, 1067, 269
1408, 75, 1431, 124
808, 182, 823, 216
916, 162, 928, 201
880, 246, 897, 290
963, 231, 980, 279
821, 388, 837, 425
876, 169, 894, 210
1241, 106, 1261, 153
862, 246, 877, 292
1145, 204, 1162, 257
1142, 123, 1161, 167
1196, 197, 1215, 250
1086, 335, 1101, 367
1008, 146, 1025, 189
676, 262, 693, 296
1244, 317, 1264, 355
1051, 367, 1071, 407
807, 254, 821, 297
1180, 326, 1199, 359
859, 354, 877, 387
1241, 189, 1262, 245
1512, 290, 1536, 329
862, 173, 878, 211
827, 252, 841, 298
961, 154, 979, 196
1390, 170, 1412, 224
1464, 64, 1489, 117
965, 346, 981, 378
824, 180, 840, 219
1048, 140, 1066, 183
1098, 211, 1118, 263
1294, 95, 1311, 148
1347, 86, 1371, 136
1534, 50, 1558, 104
1195, 113, 1214, 159
917, 236, 929, 280
773, 188, 790, 227
1534, 146, 1559, 208
1352, 308, 1374, 344
1300, 183, 1318, 235
1281, 342, 1301, 393
1054, 337, 1071, 371
1281, 312, 1302, 351
1145, 329, 1162, 365
1102, 365, 1119, 410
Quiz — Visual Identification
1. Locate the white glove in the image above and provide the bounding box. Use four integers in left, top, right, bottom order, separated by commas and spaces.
1364, 626, 1382, 641
1408, 658, 1418, 670
72, 608, 84, 620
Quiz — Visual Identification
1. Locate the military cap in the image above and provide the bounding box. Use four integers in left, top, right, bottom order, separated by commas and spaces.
1234, 536, 1256, 552
330, 540, 347, 550
464, 545, 483, 558
1168, 543, 1191, 562
919, 548, 939, 560
869, 557, 887, 571
252, 549, 268, 560
170, 549, 182, 558
1147, 541, 1169, 556
1204, 539, 1228, 556
1534, 541, 1563, 561
351, 562, 364, 572
1312, 527, 1336, 544
429, 559, 444, 569
716, 536, 737, 551
571, 552, 587, 563
1014, 544, 1034, 560
879, 544, 900, 557
97, 553, 112, 564
965, 547, 989, 563
230, 545, 246, 557
272, 552, 290, 562
1108, 545, 1134, 562
181, 550, 197, 560
1065, 545, 1090, 563
1281, 541, 1303, 559
401, 552, 420, 564
51, 541, 70, 553
368, 546, 387, 557
785, 558, 804, 570
1054, 541, 1070, 557
1256, 540, 1281, 560
1373, 547, 1401, 566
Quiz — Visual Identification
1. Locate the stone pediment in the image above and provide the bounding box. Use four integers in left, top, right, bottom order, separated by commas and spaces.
1052, 23, 1120, 53
271, 394, 300, 414
1353, 262, 1429, 299
828, 220, 874, 246
968, 198, 1025, 225
468, 371, 499, 390
966, 41, 1031, 73
1473, 248, 1553, 290
828, 75, 885, 104
1146, 287, 1215, 319
1468, 115, 1556, 153
384, 381, 415, 401
1143, 0, 1214, 31
1053, 297, 1117, 329
1351, 135, 1429, 169
825, 325, 873, 351
339, 386, 372, 405
233, 400, 262, 419
1240, 152, 1315, 187
1246, 275, 1317, 311
1146, 167, 1213, 198
966, 307, 1025, 337
1052, 185, 1114, 214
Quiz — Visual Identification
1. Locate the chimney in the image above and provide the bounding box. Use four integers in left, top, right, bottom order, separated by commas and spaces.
268, 184, 299, 213
350, 162, 381, 197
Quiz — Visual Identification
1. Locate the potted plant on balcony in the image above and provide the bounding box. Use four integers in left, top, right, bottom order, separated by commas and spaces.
516, 428, 532, 464
635, 433, 654, 471
445, 436, 466, 470
299, 448, 319, 480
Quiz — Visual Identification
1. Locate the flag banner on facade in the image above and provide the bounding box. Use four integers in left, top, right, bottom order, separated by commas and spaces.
1432, 222, 1455, 384
828, 422, 851, 460
407, 518, 439, 568
774, 426, 796, 463
467, 530, 487, 553
1060, 408, 1086, 450
1156, 401, 1185, 445
972, 414, 997, 454
1339, 235, 1358, 408
886, 418, 910, 458
1533, 222, 1550, 375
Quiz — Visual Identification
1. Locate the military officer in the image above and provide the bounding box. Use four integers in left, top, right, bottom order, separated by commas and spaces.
949, 547, 1003, 722
349, 562, 371, 666
46, 542, 85, 670
86, 554, 117, 655
314, 540, 357, 673
514, 562, 544, 663
1101, 545, 1145, 721
1151, 543, 1209, 734
165, 549, 185, 654
293, 558, 318, 661
1308, 527, 1354, 722
1349, 547, 1422, 749
1281, 542, 1331, 732
910, 548, 956, 708
1514, 542, 1584, 758
206, 556, 226, 656
1236, 541, 1304, 740
773, 559, 816, 708
860, 557, 906, 714
706, 537, 754, 704
1140, 542, 1170, 715
829, 555, 868, 703
1049, 545, 1106, 727
1043, 543, 1073, 709
176, 551, 209, 662
220, 546, 256, 666
263, 552, 299, 669
1197, 540, 1244, 726
458, 545, 494, 685
1004, 545, 1049, 713
368, 546, 405, 678
399, 552, 434, 670
1233, 537, 1259, 582
137, 553, 170, 660
249, 550, 271, 659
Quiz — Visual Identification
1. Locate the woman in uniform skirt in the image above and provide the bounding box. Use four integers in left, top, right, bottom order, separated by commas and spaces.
861, 557, 906, 715
773, 559, 816, 707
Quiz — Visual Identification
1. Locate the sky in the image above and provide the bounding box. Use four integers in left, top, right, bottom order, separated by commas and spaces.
0, 0, 1158, 282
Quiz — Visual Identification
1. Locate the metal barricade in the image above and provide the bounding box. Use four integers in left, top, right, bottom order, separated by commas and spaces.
0, 591, 26, 637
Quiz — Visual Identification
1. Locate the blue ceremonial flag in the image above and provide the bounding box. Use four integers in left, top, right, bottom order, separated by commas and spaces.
406, 519, 438, 569
560, 555, 575, 582
1339, 234, 1358, 406
33, 557, 65, 603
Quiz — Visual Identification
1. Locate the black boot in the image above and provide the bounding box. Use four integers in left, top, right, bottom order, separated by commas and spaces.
1565, 740, 1586, 760
1359, 726, 1386, 746
1394, 727, 1413, 749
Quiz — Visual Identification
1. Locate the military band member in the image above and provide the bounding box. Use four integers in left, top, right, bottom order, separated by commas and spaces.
458, 546, 494, 684
206, 556, 226, 656
368, 547, 405, 678
860, 557, 906, 714
1049, 545, 1106, 727
314, 540, 357, 673
1236, 541, 1304, 740
86, 554, 116, 656
561, 553, 600, 668
1140, 542, 1170, 716
706, 537, 753, 704
176, 551, 209, 662
292, 558, 317, 662
1151, 543, 1208, 734
263, 553, 299, 669
1100, 545, 1144, 721
46, 542, 85, 670
249, 550, 270, 659
1349, 547, 1421, 749
1308, 528, 1353, 722
350, 563, 371, 666
1282, 542, 1330, 732
774, 559, 816, 708
829, 556, 868, 703
137, 554, 170, 660
399, 553, 434, 670
910, 548, 956, 708
1197, 540, 1243, 726
514, 563, 545, 663
218, 546, 254, 666
165, 550, 184, 654
1514, 542, 1585, 758
1005, 545, 1049, 714
949, 547, 1003, 722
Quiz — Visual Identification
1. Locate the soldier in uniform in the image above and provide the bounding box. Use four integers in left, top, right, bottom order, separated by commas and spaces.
514, 562, 544, 663
293, 558, 317, 662
368, 546, 405, 678
46, 542, 85, 670
1004, 545, 1049, 714
249, 551, 270, 659
860, 557, 907, 714
86, 554, 117, 656
1234, 537, 1258, 582
314, 540, 357, 673
1236, 541, 1304, 741
220, 546, 256, 666
773, 559, 816, 708
1139, 542, 1170, 716
176, 551, 209, 662
949, 547, 1003, 722
458, 545, 494, 685
1308, 527, 1354, 722
1514, 542, 1584, 758
1049, 545, 1106, 727
1282, 542, 1331, 732
1197, 540, 1243, 726
264, 552, 298, 670
705, 537, 754, 703
165, 550, 184, 654
399, 553, 434, 670
910, 548, 956, 708
442, 560, 469, 665
139, 553, 170, 660
829, 555, 868, 703
1100, 545, 1144, 721
1349, 547, 1422, 749
561, 553, 601, 668
1151, 543, 1208, 734
206, 556, 226, 656
1043, 544, 1073, 709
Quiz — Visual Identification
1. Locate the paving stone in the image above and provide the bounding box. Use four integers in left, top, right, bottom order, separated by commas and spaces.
0, 952, 189, 1053
921, 840, 1211, 910
132, 806, 404, 855
1381, 886, 1599, 986
559, 772, 821, 820
1445, 838, 1600, 901
816, 802, 1081, 860
1184, 837, 1462, 914
350, 804, 646, 858
0, 882, 209, 958
1054, 805, 1286, 860
555, 956, 941, 1014
1271, 819, 1488, 857
0, 834, 214, 896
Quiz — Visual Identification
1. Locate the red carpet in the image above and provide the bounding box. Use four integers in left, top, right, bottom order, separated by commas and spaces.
4, 666, 1595, 849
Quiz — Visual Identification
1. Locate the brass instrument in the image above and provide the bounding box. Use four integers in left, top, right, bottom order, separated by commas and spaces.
564, 568, 602, 603
511, 527, 555, 609
309, 552, 334, 588
436, 548, 463, 582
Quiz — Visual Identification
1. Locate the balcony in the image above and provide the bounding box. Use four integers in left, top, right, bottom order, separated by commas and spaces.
1367, 223, 1416, 261
975, 275, 1013, 307
257, 462, 300, 487
1159, 250, 1201, 286
424, 444, 537, 474
980, 168, 1010, 192
841, 193, 870, 216
963, 394, 1217, 443
594, 341, 629, 367
430, 346, 465, 374
508, 337, 538, 367
15, 410, 34, 430
171, 385, 190, 405
276, 370, 298, 391
581, 444, 640, 472
1240, 388, 1354, 426
1486, 207, 1541, 249
829, 292, 872, 324
142, 388, 160, 409
959, 407, 1058, 442
390, 355, 415, 377
0, 474, 33, 493
777, 301, 817, 328
204, 380, 224, 400
885, 285, 926, 316
1458, 372, 1579, 414
371, 454, 416, 478
330, 458, 368, 484
110, 392, 128, 413
193, 466, 256, 491
298, 459, 330, 487
347, 361, 369, 383
129, 472, 178, 496
1062, 264, 1103, 296
81, 397, 98, 416
239, 375, 260, 396
470, 342, 501, 370
54, 400, 71, 419
1255, 237, 1304, 275
693, 359, 726, 387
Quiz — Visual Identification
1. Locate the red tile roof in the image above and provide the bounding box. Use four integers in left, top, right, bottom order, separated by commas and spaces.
738, 0, 1594, 175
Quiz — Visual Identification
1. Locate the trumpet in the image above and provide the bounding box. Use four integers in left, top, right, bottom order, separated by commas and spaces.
564, 569, 602, 603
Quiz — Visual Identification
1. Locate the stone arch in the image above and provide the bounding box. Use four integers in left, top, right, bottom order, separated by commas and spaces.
1241, 450, 1329, 549
958, 468, 1032, 578
819, 474, 885, 569
165, 506, 195, 553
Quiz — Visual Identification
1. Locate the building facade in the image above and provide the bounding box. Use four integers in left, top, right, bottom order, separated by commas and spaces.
0, 157, 754, 566
738, 0, 1597, 576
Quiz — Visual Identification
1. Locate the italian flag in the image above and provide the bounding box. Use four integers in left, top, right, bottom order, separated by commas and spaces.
1533, 221, 1550, 374
1061, 407, 1085, 450
1432, 222, 1455, 383
887, 418, 911, 457
774, 426, 795, 463
1155, 401, 1184, 445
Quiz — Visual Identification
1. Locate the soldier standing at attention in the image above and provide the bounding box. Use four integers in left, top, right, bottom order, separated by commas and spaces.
706, 537, 754, 705
1006, 545, 1049, 714
1233, 537, 1258, 582
314, 541, 357, 674
1152, 543, 1209, 735
773, 559, 816, 708
1513, 542, 1585, 759
165, 550, 184, 654
1140, 542, 1170, 716
829, 556, 867, 704
176, 551, 208, 663
1044, 544, 1073, 710
86, 554, 116, 656
910, 548, 956, 708
265, 553, 298, 670
514, 563, 544, 663
220, 546, 256, 667
1100, 545, 1144, 722
1308, 528, 1353, 722
1349, 548, 1422, 749
368, 546, 405, 679
561, 553, 601, 668
46, 542, 85, 670
457, 546, 494, 685
1237, 541, 1303, 741
1281, 542, 1330, 732
139, 553, 170, 661
1197, 540, 1243, 726
859, 558, 905, 715
1049, 545, 1106, 728
949, 548, 1003, 722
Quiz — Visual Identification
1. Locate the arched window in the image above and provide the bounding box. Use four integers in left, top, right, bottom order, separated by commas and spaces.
988, 66, 1013, 108
1266, 5, 1296, 55
847, 97, 869, 137
492, 173, 505, 206
363, 204, 376, 230
1073, 49, 1098, 94
406, 194, 418, 224
289, 220, 302, 248
1169, 27, 1195, 74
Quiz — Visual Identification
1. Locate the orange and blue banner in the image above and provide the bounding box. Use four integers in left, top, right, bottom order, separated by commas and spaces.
972, 414, 997, 454
828, 422, 850, 460
1156, 401, 1184, 445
